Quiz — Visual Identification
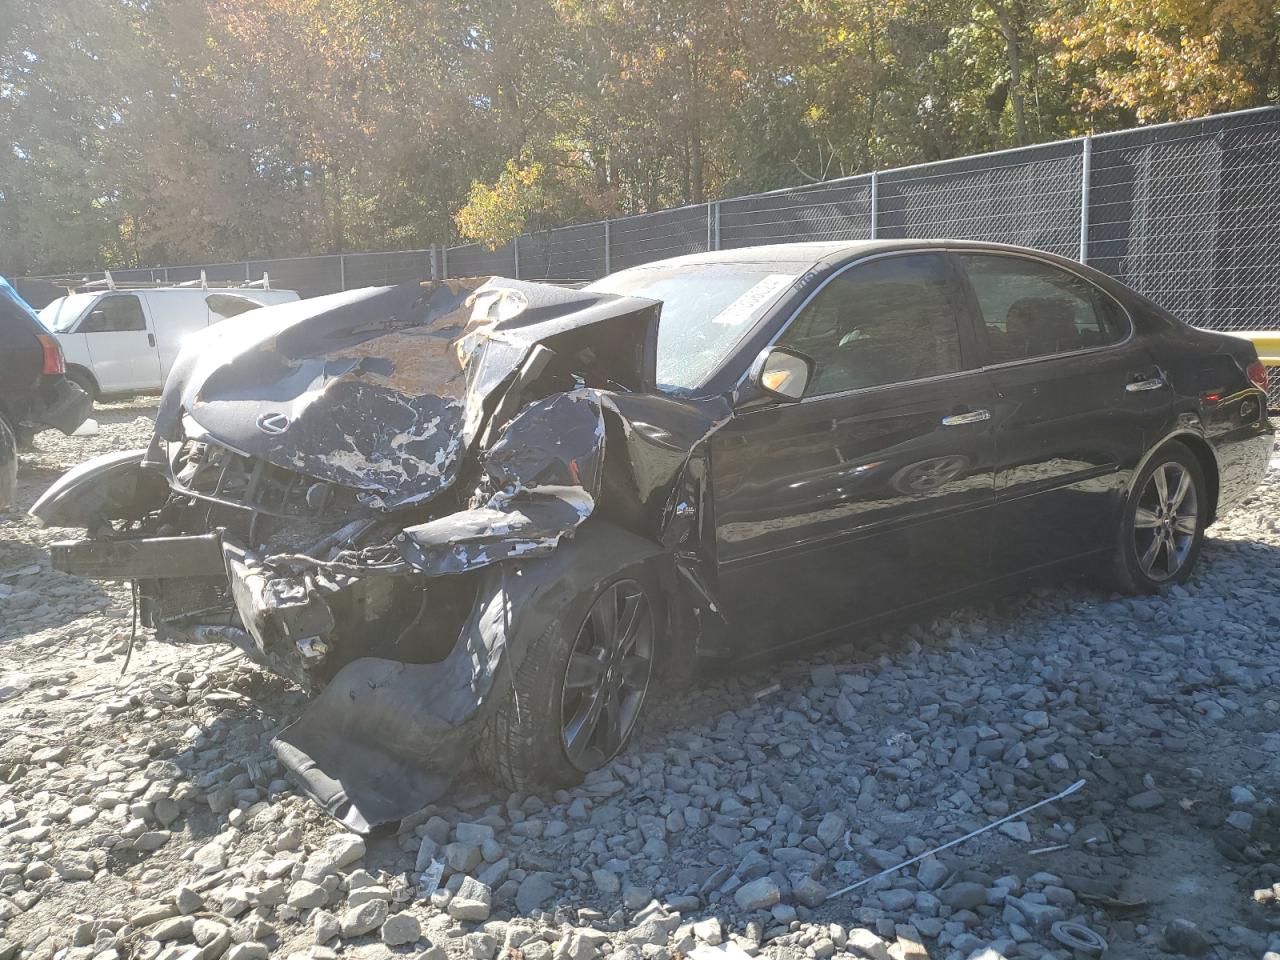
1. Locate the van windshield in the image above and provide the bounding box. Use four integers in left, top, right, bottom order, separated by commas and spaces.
39, 294, 98, 333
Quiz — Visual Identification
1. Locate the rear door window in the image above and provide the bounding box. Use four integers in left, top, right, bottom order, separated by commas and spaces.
777, 253, 967, 396
957, 254, 1128, 364
79, 294, 147, 333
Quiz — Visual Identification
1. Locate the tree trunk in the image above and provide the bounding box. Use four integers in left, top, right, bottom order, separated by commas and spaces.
863, 0, 879, 170
691, 127, 704, 204
680, 138, 692, 206
990, 2, 1027, 146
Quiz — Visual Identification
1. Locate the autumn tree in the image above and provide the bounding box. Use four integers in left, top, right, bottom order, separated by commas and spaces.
4, 0, 1278, 269
1040, 0, 1280, 124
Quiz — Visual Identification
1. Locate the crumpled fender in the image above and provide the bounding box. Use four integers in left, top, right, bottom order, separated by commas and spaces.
272, 520, 667, 832
28, 448, 169, 530
396, 390, 606, 575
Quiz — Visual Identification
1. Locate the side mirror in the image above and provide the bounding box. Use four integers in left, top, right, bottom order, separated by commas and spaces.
750, 346, 813, 401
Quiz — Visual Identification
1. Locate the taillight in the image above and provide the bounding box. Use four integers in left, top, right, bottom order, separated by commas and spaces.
1246, 359, 1268, 392
35, 333, 65, 375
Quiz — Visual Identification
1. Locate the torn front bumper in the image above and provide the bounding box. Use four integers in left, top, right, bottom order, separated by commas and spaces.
49, 533, 225, 580
48, 532, 337, 686
222, 542, 338, 684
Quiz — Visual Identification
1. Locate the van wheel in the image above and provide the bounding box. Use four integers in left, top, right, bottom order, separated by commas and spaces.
477, 566, 661, 791
0, 416, 17, 511
65, 368, 96, 402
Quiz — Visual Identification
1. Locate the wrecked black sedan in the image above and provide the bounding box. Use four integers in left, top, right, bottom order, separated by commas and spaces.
32, 241, 1274, 831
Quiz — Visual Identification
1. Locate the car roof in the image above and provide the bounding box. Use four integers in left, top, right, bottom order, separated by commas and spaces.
621, 239, 1068, 271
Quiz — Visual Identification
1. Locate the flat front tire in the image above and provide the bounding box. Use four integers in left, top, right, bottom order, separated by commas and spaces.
477, 566, 661, 791
1106, 442, 1207, 593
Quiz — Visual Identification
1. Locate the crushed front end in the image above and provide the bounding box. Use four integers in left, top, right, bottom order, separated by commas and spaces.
30, 275, 723, 830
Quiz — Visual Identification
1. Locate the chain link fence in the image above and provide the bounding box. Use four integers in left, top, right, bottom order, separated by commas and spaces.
24, 107, 1280, 342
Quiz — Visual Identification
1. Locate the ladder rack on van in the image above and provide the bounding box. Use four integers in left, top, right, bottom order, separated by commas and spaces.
51, 270, 273, 293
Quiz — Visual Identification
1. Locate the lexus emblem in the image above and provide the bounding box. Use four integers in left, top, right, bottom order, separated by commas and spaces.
256, 412, 291, 435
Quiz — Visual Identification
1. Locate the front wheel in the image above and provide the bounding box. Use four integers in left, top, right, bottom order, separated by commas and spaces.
478, 568, 660, 791
1105, 442, 1207, 593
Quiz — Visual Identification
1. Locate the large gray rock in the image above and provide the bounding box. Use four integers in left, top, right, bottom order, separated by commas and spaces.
733, 877, 780, 911
287, 880, 327, 909
815, 812, 845, 848
1004, 894, 1065, 933
516, 873, 557, 913
917, 859, 949, 890
1127, 790, 1165, 811
940, 882, 987, 911
448, 876, 493, 921
1164, 919, 1212, 957
340, 898, 388, 937
382, 912, 422, 946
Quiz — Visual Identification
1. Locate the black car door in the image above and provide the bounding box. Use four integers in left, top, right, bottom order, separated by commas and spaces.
710, 252, 999, 653
953, 251, 1173, 576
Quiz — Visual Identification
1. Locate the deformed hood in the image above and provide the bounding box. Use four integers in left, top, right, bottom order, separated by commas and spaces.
155, 278, 660, 510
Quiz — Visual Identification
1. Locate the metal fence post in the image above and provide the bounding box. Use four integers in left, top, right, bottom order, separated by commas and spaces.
870, 170, 879, 239
339, 253, 346, 291
706, 203, 714, 251
513, 237, 521, 279
1078, 135, 1092, 264
441, 246, 449, 280
245, 262, 252, 282
430, 244, 439, 281
604, 220, 611, 275
713, 202, 721, 250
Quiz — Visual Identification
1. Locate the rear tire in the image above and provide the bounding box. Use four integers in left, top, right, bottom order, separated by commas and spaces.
65, 368, 96, 403
477, 565, 661, 791
0, 416, 17, 511
1104, 441, 1207, 594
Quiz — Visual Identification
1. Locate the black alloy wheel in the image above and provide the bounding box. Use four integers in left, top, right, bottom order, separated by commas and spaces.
560, 578, 655, 771
476, 548, 664, 793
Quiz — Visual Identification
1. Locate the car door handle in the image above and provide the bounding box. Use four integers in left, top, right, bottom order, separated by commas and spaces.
147, 333, 156, 348
1125, 377, 1165, 392
940, 409, 991, 426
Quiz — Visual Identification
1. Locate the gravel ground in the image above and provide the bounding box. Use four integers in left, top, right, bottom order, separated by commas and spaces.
2, 400, 1279, 960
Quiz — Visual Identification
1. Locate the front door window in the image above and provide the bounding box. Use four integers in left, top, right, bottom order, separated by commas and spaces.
79, 294, 147, 333
777, 253, 967, 395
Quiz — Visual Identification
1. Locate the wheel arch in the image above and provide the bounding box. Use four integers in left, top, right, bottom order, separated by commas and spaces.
64, 363, 99, 399
479, 520, 673, 678
1131, 430, 1220, 525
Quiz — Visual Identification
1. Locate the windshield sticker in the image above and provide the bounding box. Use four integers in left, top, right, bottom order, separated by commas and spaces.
711, 274, 796, 326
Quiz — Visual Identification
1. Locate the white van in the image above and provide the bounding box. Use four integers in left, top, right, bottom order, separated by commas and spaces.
39, 281, 299, 397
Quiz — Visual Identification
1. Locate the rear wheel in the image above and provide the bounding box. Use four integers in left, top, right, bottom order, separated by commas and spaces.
1105, 442, 1207, 593
65, 368, 96, 402
478, 568, 660, 791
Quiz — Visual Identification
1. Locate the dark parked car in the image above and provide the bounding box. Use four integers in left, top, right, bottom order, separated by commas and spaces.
0, 276, 92, 508
31, 241, 1273, 830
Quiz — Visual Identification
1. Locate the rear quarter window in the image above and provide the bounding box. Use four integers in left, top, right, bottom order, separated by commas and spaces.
958, 254, 1129, 363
